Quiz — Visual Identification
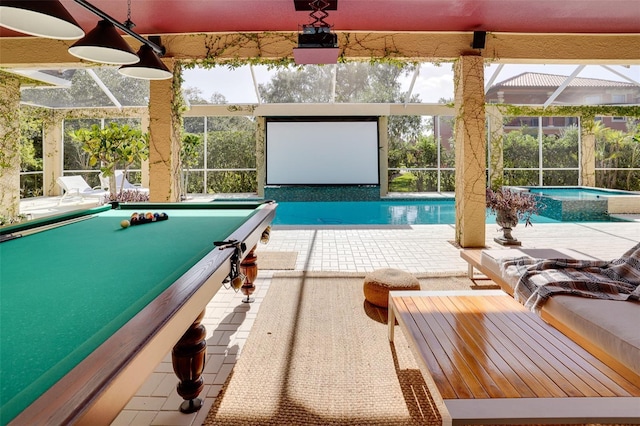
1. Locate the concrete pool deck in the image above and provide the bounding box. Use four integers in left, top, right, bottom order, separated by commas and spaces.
14, 195, 640, 425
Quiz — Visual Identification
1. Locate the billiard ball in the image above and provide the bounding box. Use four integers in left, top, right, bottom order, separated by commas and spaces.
120, 220, 130, 228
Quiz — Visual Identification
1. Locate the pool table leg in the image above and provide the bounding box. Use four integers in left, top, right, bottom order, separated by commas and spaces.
240, 244, 258, 303
172, 310, 207, 413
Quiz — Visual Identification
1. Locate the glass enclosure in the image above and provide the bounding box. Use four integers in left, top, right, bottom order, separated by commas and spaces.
13, 62, 640, 197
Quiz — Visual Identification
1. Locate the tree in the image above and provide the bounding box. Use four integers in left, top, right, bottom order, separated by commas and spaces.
180, 132, 203, 198
69, 122, 149, 198
259, 62, 418, 104
259, 66, 333, 103
502, 128, 540, 186
595, 119, 640, 189
206, 126, 256, 193
18, 107, 45, 197
182, 87, 208, 104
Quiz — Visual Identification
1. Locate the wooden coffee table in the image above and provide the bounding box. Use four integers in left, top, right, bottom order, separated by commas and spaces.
388, 290, 640, 425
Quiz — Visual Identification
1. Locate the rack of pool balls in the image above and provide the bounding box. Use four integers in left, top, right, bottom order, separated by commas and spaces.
120, 212, 168, 228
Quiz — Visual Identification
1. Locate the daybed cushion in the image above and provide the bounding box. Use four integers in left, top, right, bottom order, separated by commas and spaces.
543, 295, 640, 376
480, 248, 598, 292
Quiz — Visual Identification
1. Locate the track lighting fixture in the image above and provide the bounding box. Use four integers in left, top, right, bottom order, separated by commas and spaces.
68, 19, 139, 65
0, 0, 171, 80
0, 0, 84, 40
119, 43, 172, 80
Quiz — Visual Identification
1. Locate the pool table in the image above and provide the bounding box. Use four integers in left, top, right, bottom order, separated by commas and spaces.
0, 201, 276, 425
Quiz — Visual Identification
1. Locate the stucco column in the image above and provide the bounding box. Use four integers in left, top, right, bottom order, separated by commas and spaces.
581, 130, 596, 187
43, 114, 63, 196
0, 76, 21, 220
378, 116, 389, 197
486, 105, 504, 188
256, 116, 266, 198
148, 63, 181, 202
454, 55, 486, 248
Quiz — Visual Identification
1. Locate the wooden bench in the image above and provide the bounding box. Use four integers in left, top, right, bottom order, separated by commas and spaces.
388, 290, 640, 425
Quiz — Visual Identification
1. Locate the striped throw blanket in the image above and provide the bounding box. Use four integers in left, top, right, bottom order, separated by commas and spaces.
499, 243, 640, 311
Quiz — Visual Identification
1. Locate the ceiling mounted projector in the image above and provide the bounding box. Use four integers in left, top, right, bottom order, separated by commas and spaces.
294, 0, 339, 64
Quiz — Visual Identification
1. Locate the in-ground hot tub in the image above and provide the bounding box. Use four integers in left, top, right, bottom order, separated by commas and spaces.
514, 186, 640, 221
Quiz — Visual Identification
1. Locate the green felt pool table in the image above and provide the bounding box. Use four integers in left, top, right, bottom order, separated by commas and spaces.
0, 201, 276, 425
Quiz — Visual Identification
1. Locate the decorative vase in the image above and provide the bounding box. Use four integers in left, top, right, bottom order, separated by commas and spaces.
495, 209, 521, 246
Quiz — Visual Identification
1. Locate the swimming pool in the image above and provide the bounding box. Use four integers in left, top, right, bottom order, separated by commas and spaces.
519, 186, 640, 220
271, 199, 561, 226
526, 186, 639, 200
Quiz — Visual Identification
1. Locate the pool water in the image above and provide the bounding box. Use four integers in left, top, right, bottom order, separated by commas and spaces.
272, 199, 561, 226
527, 187, 635, 200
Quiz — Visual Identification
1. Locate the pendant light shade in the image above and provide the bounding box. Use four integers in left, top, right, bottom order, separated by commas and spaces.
68, 20, 139, 65
0, 0, 84, 40
119, 44, 172, 80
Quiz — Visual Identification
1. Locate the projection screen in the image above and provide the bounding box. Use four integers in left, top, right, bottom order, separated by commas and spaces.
266, 118, 379, 185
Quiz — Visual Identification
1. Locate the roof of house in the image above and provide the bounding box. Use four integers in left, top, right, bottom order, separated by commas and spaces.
492, 72, 637, 89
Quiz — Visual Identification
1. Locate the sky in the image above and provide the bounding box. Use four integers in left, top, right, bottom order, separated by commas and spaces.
182, 63, 640, 104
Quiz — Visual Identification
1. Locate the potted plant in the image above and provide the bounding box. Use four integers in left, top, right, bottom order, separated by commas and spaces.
486, 187, 540, 246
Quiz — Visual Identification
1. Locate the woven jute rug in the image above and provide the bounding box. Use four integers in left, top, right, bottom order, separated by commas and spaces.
204, 271, 492, 426
255, 251, 298, 270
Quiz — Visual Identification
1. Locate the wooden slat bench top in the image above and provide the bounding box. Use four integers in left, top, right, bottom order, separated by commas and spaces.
388, 290, 640, 425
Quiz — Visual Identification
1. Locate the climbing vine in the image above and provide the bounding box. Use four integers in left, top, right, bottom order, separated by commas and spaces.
498, 104, 640, 120
0, 77, 20, 176
176, 31, 428, 73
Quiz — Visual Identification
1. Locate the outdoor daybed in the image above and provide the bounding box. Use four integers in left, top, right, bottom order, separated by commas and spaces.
461, 244, 640, 379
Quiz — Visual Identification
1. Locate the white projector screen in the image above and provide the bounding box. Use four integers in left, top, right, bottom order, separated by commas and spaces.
266, 119, 379, 185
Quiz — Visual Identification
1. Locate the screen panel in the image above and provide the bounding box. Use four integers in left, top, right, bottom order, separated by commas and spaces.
266, 119, 379, 185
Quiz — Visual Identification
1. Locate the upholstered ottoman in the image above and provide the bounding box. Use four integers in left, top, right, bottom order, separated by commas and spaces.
363, 268, 420, 308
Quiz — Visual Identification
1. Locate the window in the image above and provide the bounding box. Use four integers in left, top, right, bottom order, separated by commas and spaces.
611, 94, 626, 104
584, 95, 601, 104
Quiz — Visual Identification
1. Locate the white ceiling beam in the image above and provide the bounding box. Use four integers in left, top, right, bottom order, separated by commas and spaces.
600, 65, 640, 87
485, 64, 504, 93
249, 64, 262, 105
404, 66, 420, 106
185, 102, 454, 117
330, 65, 337, 103
86, 69, 122, 109
11, 69, 72, 88
543, 65, 585, 108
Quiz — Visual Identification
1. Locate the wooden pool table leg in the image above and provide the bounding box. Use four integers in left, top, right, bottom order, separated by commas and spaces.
172, 310, 206, 413
240, 244, 258, 303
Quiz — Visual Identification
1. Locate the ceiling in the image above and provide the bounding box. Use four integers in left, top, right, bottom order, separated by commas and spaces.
1, 0, 639, 39
3, 0, 639, 110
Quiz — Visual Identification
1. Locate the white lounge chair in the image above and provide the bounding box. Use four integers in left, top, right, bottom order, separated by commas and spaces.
99, 171, 149, 195
56, 175, 108, 205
